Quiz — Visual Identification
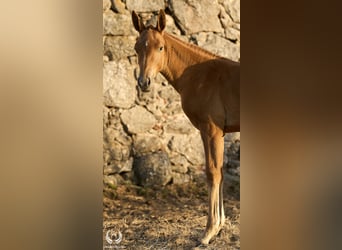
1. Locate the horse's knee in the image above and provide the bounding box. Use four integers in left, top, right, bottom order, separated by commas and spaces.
205, 167, 223, 184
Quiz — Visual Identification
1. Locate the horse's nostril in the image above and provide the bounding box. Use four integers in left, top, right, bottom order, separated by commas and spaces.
137, 76, 151, 91
138, 76, 143, 86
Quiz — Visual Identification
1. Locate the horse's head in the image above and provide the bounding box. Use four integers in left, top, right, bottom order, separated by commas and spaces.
132, 10, 166, 92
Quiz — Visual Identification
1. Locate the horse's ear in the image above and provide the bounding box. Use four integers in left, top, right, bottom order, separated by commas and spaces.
132, 11, 145, 33
156, 9, 166, 32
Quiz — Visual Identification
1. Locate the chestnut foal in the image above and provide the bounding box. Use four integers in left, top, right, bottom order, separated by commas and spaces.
132, 10, 240, 245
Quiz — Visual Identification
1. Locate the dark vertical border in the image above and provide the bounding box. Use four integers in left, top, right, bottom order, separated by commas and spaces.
0, 1, 103, 249
242, 0, 342, 249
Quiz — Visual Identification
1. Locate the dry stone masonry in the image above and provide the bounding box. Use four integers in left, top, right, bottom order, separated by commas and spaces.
103, 0, 240, 188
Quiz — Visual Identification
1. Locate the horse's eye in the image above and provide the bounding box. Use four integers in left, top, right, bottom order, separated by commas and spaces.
159, 46, 164, 51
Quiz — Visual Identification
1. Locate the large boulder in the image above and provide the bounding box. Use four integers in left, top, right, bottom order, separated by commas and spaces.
133, 152, 172, 187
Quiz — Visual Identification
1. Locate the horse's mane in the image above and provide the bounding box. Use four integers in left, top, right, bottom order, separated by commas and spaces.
142, 25, 224, 61
164, 32, 225, 61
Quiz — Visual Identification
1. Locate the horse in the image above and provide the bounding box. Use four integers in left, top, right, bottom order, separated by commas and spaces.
131, 9, 240, 245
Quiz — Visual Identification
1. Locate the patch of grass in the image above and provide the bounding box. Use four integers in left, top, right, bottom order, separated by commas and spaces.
107, 182, 117, 190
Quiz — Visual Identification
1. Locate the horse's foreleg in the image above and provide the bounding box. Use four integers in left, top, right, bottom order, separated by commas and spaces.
219, 166, 225, 227
200, 126, 225, 245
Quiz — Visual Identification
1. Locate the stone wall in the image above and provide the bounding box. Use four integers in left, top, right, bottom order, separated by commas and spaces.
103, 0, 240, 188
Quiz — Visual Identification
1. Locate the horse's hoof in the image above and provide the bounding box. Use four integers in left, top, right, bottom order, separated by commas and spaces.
201, 225, 223, 245
193, 242, 209, 250
200, 236, 210, 245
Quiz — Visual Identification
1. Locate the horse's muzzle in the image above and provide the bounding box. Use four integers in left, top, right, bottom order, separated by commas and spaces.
137, 76, 151, 92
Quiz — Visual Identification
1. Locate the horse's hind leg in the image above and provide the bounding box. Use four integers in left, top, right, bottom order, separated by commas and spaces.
199, 124, 225, 245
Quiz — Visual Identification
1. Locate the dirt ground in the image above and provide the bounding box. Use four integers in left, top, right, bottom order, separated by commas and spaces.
103, 173, 240, 250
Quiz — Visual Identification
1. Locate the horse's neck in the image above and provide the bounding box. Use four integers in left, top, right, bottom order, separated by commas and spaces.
161, 33, 218, 92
